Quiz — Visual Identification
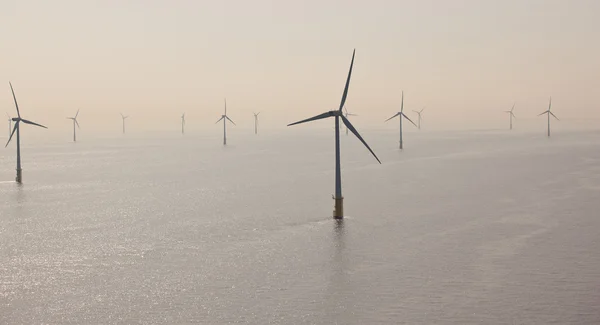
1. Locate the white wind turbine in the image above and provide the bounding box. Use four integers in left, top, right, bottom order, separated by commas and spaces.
504, 103, 516, 130
253, 112, 260, 135
287, 49, 381, 220
215, 99, 236, 145
120, 113, 129, 134
385, 91, 417, 149
538, 97, 559, 137
181, 113, 185, 134
412, 107, 424, 130
5, 82, 48, 183
343, 106, 357, 135
66, 109, 80, 142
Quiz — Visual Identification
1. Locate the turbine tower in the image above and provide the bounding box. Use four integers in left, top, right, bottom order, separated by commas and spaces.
215, 99, 236, 145
504, 103, 516, 130
287, 49, 381, 220
385, 91, 417, 149
5, 82, 48, 183
7, 113, 12, 137
181, 113, 185, 135
343, 106, 357, 135
67, 109, 80, 142
120, 113, 129, 134
412, 107, 424, 130
253, 112, 260, 135
538, 97, 559, 137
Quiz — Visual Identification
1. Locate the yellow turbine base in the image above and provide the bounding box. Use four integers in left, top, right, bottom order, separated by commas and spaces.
333, 197, 344, 219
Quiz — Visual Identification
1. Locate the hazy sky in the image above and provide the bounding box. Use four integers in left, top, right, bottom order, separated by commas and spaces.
1, 0, 599, 137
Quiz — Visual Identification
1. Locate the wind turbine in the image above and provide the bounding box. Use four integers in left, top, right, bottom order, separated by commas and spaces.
253, 112, 260, 135
215, 99, 235, 145
504, 103, 516, 130
181, 113, 185, 134
287, 49, 381, 220
66, 109, 80, 142
538, 97, 559, 137
7, 113, 12, 137
343, 106, 357, 135
412, 107, 424, 130
120, 113, 129, 134
385, 91, 417, 149
5, 82, 48, 183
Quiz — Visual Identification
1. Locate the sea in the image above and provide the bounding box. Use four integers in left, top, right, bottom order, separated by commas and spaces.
1, 127, 599, 324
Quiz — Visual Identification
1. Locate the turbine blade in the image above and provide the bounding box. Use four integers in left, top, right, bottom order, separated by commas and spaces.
21, 119, 48, 129
548, 97, 552, 111
511, 102, 515, 112
5, 121, 18, 147
120, 113, 124, 118
511, 112, 516, 119
538, 111, 549, 116
341, 116, 381, 164
226, 116, 236, 125
215, 116, 224, 124
348, 113, 357, 116
75, 119, 80, 128
400, 91, 404, 113
9, 82, 21, 118
401, 113, 418, 127
420, 108, 425, 113
385, 112, 400, 122
338, 49, 355, 111
224, 98, 227, 115
287, 111, 332, 126
75, 109, 80, 118
549, 111, 559, 120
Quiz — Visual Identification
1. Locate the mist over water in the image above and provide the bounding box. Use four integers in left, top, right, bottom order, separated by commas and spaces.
1, 129, 599, 324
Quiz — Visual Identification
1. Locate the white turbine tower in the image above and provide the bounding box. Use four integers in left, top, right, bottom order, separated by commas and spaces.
67, 109, 80, 142
287, 49, 381, 220
343, 106, 357, 135
412, 107, 424, 130
5, 82, 48, 183
538, 97, 559, 137
215, 99, 236, 145
120, 113, 129, 134
253, 112, 260, 135
385, 91, 417, 149
181, 113, 185, 135
504, 103, 516, 130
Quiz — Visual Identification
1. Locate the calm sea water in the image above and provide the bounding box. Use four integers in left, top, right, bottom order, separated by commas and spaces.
1, 128, 599, 324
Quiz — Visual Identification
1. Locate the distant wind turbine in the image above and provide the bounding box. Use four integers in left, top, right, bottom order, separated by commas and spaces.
7, 113, 12, 137
538, 97, 559, 137
412, 107, 425, 130
215, 99, 235, 145
5, 82, 48, 183
120, 113, 129, 134
343, 106, 357, 135
385, 91, 417, 149
253, 112, 260, 135
504, 103, 516, 130
181, 113, 185, 134
287, 49, 381, 220
67, 109, 80, 142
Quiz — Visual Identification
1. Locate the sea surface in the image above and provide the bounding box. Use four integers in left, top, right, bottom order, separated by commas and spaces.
1, 128, 599, 324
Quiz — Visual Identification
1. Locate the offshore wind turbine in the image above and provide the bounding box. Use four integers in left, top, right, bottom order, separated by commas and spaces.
181, 113, 185, 134
215, 99, 235, 145
287, 49, 381, 220
504, 103, 516, 130
412, 107, 425, 130
343, 106, 357, 135
66, 109, 80, 142
538, 97, 559, 137
385, 91, 417, 149
253, 112, 260, 135
5, 82, 48, 183
120, 113, 129, 134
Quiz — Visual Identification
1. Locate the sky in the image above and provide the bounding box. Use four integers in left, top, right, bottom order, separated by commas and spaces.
1, 0, 599, 138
